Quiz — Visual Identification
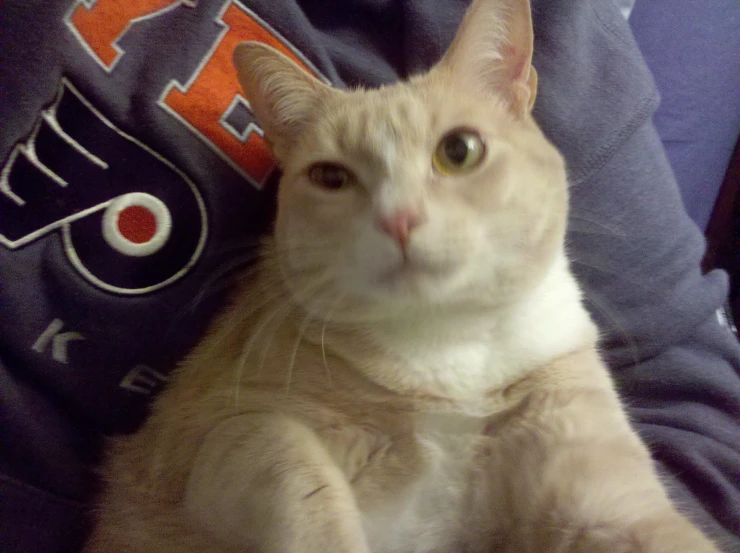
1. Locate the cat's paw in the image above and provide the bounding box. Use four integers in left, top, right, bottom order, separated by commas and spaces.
318, 424, 390, 481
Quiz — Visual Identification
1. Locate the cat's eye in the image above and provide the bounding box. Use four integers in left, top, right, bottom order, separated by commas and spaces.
432, 129, 485, 175
308, 163, 353, 191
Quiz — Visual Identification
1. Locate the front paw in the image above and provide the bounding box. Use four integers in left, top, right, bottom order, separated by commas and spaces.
318, 424, 390, 481
539, 515, 723, 553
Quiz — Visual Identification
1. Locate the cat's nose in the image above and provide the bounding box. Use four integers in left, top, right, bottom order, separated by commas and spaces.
377, 209, 423, 256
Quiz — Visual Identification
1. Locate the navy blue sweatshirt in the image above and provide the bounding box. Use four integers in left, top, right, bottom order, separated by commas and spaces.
1, 1, 738, 551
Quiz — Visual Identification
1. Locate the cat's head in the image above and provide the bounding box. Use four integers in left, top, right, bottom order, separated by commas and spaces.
234, 0, 568, 321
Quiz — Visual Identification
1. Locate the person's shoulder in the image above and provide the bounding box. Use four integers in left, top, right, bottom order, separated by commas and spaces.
530, 0, 658, 186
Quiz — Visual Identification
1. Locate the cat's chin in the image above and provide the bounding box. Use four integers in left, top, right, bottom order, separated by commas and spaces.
361, 262, 468, 311
375, 258, 449, 287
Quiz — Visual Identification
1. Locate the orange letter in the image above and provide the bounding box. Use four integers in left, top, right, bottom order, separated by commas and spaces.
65, 0, 196, 70
159, 1, 327, 188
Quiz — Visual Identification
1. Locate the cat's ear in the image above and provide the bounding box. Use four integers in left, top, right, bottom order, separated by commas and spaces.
437, 0, 538, 116
233, 42, 333, 159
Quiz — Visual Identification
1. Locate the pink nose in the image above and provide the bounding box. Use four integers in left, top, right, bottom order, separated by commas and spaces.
377, 209, 423, 254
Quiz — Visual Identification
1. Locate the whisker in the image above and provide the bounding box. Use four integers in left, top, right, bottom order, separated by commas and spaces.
583, 288, 640, 370
256, 318, 280, 381
207, 237, 347, 269
260, 241, 348, 256
321, 322, 330, 387
568, 213, 627, 239
232, 271, 334, 408
206, 240, 263, 258
233, 298, 292, 410
165, 255, 267, 333
567, 226, 619, 238
320, 292, 346, 388
285, 309, 313, 396
569, 258, 646, 289
183, 257, 260, 305
209, 287, 290, 377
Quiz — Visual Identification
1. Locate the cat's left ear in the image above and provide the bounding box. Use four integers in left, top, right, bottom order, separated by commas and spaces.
233, 42, 334, 159
436, 0, 538, 116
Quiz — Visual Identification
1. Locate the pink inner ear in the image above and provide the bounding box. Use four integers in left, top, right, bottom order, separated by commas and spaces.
502, 45, 527, 83
502, 44, 518, 58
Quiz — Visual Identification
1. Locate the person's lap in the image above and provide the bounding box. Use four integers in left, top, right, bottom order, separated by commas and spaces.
0, 1, 738, 551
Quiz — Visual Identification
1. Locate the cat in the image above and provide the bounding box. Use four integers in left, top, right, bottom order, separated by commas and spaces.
84, 0, 723, 552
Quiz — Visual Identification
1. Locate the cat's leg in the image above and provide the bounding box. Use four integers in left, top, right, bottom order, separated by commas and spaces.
475, 368, 722, 553
318, 424, 391, 482
184, 413, 370, 553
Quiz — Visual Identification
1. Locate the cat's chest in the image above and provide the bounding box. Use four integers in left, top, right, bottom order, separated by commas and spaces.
378, 334, 520, 408
355, 411, 491, 553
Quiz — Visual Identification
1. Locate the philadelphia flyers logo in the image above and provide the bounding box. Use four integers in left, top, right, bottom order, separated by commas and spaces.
0, 78, 208, 295
64, 0, 328, 189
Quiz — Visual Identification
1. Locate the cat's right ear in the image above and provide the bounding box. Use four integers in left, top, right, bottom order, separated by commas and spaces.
233, 42, 333, 159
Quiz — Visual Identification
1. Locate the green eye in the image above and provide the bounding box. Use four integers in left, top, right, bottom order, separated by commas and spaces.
433, 129, 485, 175
308, 163, 352, 191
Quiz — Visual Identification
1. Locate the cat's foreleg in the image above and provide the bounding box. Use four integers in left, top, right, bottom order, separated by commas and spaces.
477, 384, 722, 553
184, 413, 370, 553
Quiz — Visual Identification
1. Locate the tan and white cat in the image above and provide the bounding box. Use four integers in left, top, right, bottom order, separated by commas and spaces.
85, 0, 722, 552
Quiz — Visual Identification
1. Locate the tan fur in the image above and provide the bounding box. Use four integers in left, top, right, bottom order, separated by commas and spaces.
85, 1, 722, 551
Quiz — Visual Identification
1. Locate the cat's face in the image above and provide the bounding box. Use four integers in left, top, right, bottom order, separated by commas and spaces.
236, 0, 567, 320
273, 80, 566, 318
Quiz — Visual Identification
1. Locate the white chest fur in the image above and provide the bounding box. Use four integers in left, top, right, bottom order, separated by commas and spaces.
361, 412, 488, 553
363, 255, 597, 407
355, 257, 597, 552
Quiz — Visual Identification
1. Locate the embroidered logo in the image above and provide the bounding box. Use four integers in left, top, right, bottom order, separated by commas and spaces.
0, 79, 208, 295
